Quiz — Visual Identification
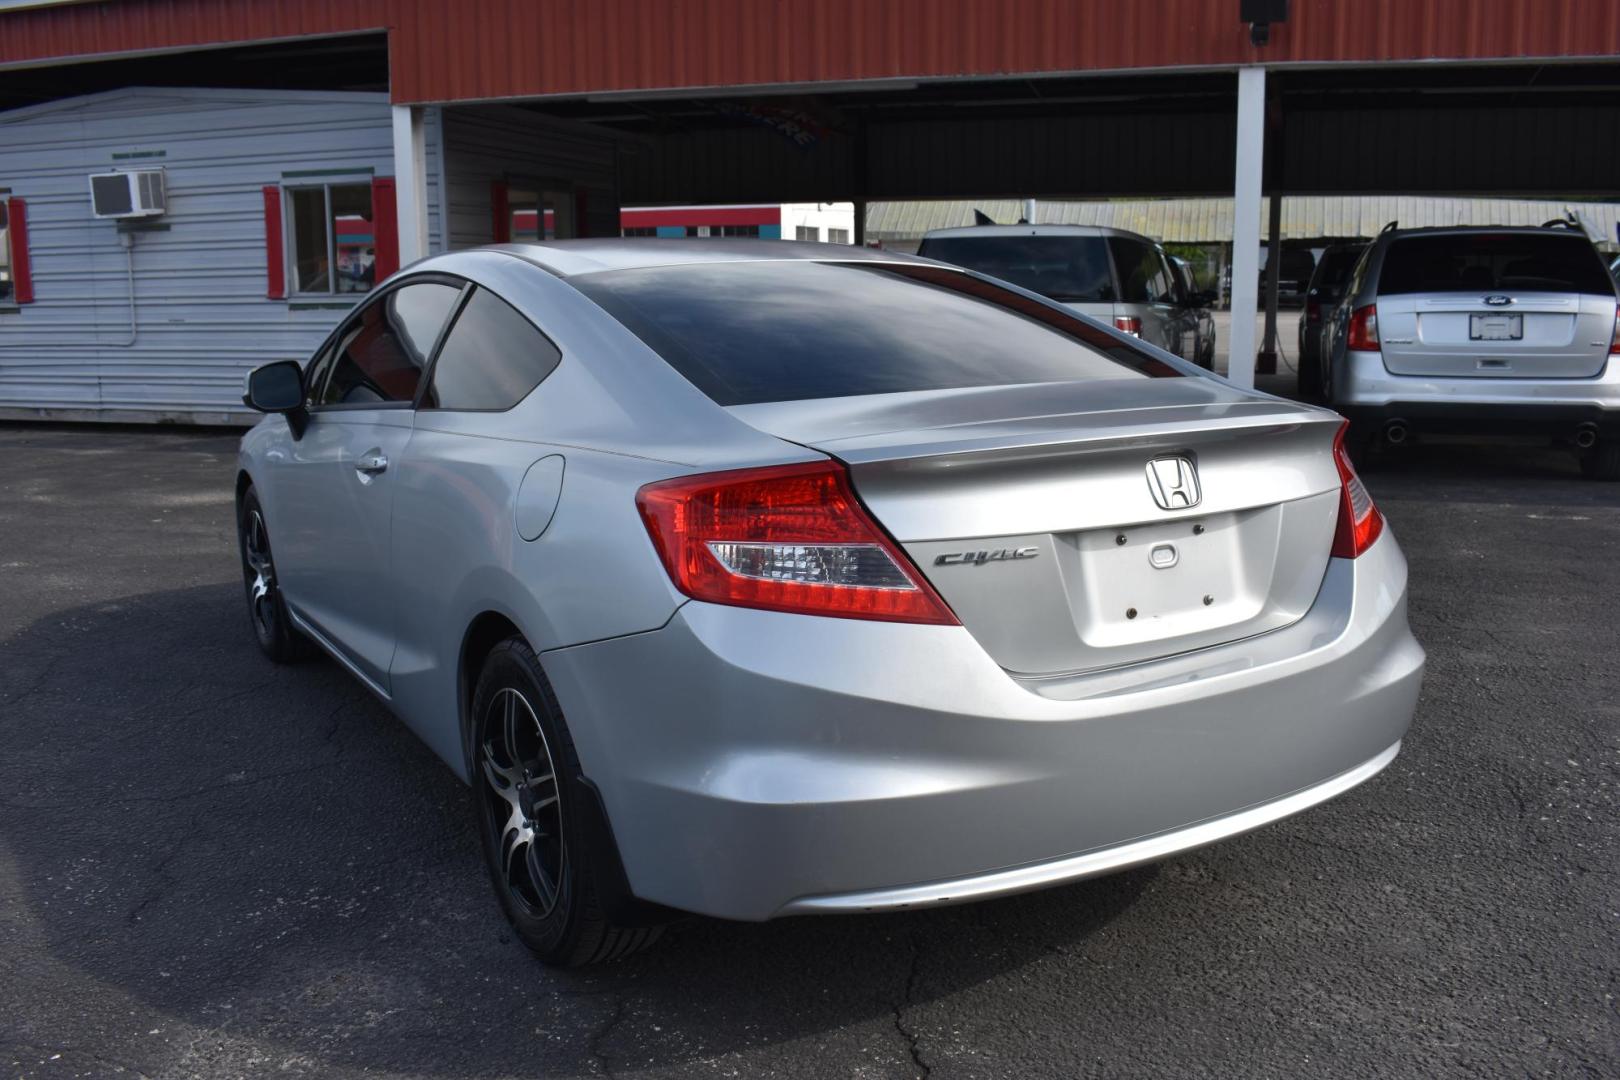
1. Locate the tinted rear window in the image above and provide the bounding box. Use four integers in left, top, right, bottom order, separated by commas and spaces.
916, 235, 1115, 303
1378, 233, 1616, 296
571, 261, 1178, 406
1310, 248, 1363, 294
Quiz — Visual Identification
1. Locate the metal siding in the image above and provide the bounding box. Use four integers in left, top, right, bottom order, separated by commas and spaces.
865, 196, 1620, 245
1282, 103, 1620, 195
3, 2, 1619, 105
440, 106, 621, 248
0, 87, 443, 421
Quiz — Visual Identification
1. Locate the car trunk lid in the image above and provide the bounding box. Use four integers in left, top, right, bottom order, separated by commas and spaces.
1377, 292, 1616, 379
729, 379, 1345, 676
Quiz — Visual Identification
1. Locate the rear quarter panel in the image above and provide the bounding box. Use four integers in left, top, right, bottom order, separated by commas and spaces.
386, 415, 693, 778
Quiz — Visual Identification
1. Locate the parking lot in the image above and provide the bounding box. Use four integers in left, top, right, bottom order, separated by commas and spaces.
0, 420, 1616, 1079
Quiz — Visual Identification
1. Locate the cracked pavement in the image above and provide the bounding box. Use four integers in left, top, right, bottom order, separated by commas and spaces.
1, 422, 1616, 1078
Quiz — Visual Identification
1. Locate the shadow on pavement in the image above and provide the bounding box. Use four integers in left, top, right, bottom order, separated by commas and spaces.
0, 581, 1154, 1075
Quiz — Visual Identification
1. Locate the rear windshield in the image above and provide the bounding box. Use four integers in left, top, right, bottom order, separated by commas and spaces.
1310, 247, 1363, 294
570, 261, 1179, 406
916, 235, 1115, 303
1378, 233, 1616, 296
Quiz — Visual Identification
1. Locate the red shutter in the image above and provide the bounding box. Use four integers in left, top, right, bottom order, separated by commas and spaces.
261, 186, 284, 299
8, 198, 34, 304
490, 180, 510, 243
574, 188, 590, 239
371, 177, 399, 280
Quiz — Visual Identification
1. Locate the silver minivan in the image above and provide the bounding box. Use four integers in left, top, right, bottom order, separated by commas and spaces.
919, 225, 1212, 367
1326, 224, 1620, 478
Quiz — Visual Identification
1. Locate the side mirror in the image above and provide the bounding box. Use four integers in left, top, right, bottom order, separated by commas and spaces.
242, 360, 308, 437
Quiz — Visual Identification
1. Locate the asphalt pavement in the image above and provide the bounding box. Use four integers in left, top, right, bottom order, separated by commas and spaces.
1, 420, 1616, 1079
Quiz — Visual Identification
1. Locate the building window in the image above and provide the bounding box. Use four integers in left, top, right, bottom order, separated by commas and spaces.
621, 226, 658, 237
0, 196, 12, 303
288, 183, 376, 294
795, 225, 821, 242
510, 189, 575, 241
827, 227, 850, 245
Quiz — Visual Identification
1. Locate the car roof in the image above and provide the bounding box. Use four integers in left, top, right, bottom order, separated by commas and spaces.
1379, 225, 1594, 242
489, 238, 928, 277
921, 224, 1151, 243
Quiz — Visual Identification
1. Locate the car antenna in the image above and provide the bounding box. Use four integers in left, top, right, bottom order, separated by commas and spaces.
973, 209, 998, 226
1379, 220, 1398, 234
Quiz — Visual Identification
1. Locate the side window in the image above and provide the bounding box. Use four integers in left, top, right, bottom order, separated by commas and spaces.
1109, 238, 1171, 304
1167, 257, 1193, 304
0, 194, 13, 303
302, 337, 340, 405
317, 281, 461, 406
422, 288, 561, 411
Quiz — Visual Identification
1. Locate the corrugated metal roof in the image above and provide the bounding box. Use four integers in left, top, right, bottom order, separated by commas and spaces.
3, 1, 1619, 106
868, 197, 1620, 245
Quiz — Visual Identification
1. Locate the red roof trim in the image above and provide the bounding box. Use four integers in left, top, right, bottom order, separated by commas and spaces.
1, 1, 1617, 106
620, 206, 782, 227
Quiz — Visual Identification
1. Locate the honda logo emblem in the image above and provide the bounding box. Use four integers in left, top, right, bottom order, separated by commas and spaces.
1146, 455, 1201, 510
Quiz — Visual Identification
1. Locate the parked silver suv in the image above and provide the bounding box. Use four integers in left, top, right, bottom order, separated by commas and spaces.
919, 225, 1214, 367
1325, 224, 1620, 478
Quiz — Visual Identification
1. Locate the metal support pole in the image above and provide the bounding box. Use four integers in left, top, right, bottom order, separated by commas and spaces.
391, 105, 429, 265
1258, 192, 1283, 374
1227, 66, 1266, 389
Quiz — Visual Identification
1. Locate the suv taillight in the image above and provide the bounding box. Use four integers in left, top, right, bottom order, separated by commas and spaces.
1113, 316, 1142, 336
1345, 304, 1380, 352
1609, 306, 1620, 355
1305, 301, 1321, 323
1330, 422, 1384, 559
636, 461, 959, 624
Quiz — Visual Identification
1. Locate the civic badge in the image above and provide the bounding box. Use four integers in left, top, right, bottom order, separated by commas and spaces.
1146, 455, 1201, 511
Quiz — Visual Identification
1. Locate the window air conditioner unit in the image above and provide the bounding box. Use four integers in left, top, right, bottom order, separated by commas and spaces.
88, 170, 167, 219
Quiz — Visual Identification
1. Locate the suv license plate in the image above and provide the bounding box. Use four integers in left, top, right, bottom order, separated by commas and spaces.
1470, 313, 1522, 341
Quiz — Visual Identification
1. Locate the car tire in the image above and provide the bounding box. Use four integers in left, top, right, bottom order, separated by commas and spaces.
1580, 441, 1620, 481
237, 486, 316, 663
471, 637, 664, 966
1296, 353, 1320, 402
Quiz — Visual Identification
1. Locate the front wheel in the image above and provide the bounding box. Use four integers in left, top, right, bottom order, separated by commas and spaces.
471, 638, 663, 966
237, 487, 314, 663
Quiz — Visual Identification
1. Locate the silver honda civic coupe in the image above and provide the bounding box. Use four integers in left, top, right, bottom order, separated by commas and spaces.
236, 240, 1424, 965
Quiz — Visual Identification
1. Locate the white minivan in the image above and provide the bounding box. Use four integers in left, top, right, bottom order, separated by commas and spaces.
919, 224, 1213, 367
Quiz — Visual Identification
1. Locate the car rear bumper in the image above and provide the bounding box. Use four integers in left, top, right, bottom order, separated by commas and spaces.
783, 739, 1401, 914
1334, 349, 1620, 436
1341, 400, 1620, 438
542, 530, 1424, 922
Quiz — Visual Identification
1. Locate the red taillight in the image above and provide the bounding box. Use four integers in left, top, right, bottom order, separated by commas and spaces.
1345, 304, 1379, 352
636, 461, 959, 625
1330, 422, 1384, 559
1609, 307, 1619, 355
1113, 316, 1142, 336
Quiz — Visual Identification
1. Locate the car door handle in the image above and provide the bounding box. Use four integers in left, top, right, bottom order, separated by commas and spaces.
355, 451, 389, 476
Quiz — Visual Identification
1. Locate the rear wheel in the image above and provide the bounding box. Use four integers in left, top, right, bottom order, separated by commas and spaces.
237, 487, 314, 663
1580, 441, 1620, 481
471, 638, 663, 966
1296, 352, 1321, 402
